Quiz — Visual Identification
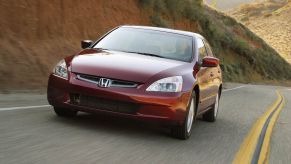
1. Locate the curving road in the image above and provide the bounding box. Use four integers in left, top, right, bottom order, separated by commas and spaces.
0, 84, 290, 164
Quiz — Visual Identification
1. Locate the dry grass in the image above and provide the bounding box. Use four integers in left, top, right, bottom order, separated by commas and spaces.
229, 0, 291, 63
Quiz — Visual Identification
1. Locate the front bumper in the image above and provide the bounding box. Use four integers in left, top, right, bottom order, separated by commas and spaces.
47, 73, 192, 125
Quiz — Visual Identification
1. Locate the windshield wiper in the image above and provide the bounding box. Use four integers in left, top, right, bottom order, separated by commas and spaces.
122, 51, 165, 59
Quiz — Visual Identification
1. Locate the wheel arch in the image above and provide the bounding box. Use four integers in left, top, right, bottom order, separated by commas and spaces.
193, 85, 200, 114
218, 84, 222, 98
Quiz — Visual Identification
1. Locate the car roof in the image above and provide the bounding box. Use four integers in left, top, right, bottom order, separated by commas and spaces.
120, 25, 203, 39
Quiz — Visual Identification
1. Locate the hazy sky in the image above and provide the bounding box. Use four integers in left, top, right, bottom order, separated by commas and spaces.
204, 0, 256, 11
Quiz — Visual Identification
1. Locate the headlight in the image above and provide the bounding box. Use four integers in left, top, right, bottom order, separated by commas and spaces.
53, 59, 68, 79
146, 76, 183, 92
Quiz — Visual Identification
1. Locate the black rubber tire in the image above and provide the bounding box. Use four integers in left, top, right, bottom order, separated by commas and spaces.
171, 93, 196, 140
202, 94, 219, 122
202, 107, 216, 122
54, 107, 78, 117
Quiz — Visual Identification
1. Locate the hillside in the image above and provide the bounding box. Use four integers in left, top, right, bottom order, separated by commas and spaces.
204, 0, 256, 11
229, 0, 291, 63
1, 0, 291, 91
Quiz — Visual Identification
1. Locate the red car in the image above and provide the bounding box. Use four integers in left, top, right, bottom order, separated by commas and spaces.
47, 25, 222, 139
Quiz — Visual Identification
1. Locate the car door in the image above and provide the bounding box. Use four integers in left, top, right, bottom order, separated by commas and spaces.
195, 38, 214, 114
203, 39, 221, 104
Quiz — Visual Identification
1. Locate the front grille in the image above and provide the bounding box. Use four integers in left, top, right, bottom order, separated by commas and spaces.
76, 73, 138, 88
70, 94, 139, 114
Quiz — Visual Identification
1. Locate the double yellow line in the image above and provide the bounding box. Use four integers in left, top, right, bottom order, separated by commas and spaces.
233, 91, 285, 164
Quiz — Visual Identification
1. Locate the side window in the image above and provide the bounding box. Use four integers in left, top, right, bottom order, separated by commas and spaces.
197, 38, 207, 62
203, 40, 214, 57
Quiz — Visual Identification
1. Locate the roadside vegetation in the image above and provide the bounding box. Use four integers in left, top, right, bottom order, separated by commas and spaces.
139, 0, 291, 83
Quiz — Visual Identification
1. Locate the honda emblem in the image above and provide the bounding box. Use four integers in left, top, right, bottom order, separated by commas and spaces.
98, 78, 111, 88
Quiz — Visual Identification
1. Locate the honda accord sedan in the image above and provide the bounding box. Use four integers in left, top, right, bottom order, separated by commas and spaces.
47, 25, 222, 139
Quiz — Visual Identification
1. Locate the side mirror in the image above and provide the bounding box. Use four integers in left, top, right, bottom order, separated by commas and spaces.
81, 40, 93, 49
202, 57, 219, 67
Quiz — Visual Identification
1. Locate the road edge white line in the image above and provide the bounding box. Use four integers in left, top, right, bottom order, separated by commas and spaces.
222, 85, 246, 93
0, 105, 51, 111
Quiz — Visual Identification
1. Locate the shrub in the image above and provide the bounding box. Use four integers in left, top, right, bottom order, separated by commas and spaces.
138, 0, 154, 7
150, 15, 169, 28
153, 0, 166, 14
223, 17, 237, 26
232, 38, 250, 56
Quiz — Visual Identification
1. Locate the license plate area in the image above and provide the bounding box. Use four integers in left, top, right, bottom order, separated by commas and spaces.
70, 93, 139, 114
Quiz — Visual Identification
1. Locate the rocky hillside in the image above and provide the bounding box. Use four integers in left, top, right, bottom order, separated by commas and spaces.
1, 0, 291, 91
229, 0, 291, 63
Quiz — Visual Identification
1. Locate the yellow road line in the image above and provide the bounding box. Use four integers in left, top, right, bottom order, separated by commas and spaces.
258, 94, 284, 164
233, 91, 285, 164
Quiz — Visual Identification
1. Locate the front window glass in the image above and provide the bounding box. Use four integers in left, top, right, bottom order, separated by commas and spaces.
94, 27, 193, 62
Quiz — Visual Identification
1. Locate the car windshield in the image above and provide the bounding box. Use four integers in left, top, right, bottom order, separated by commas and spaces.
94, 27, 193, 62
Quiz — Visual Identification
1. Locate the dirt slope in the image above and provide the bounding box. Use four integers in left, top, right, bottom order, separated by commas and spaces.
229, 0, 291, 63
0, 0, 290, 90
0, 0, 149, 90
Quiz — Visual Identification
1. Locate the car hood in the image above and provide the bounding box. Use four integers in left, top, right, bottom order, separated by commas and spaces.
71, 49, 188, 83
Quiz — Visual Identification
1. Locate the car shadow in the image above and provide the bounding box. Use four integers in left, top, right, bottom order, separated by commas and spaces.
50, 111, 174, 139
48, 110, 240, 142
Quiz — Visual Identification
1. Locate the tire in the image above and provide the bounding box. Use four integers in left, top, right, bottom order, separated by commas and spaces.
54, 107, 78, 117
171, 93, 196, 140
202, 94, 219, 122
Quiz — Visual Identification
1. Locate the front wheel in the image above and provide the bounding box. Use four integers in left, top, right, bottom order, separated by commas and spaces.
171, 93, 196, 140
203, 94, 219, 122
54, 107, 78, 117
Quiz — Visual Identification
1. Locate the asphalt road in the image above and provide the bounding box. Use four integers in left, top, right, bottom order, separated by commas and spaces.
0, 84, 290, 164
